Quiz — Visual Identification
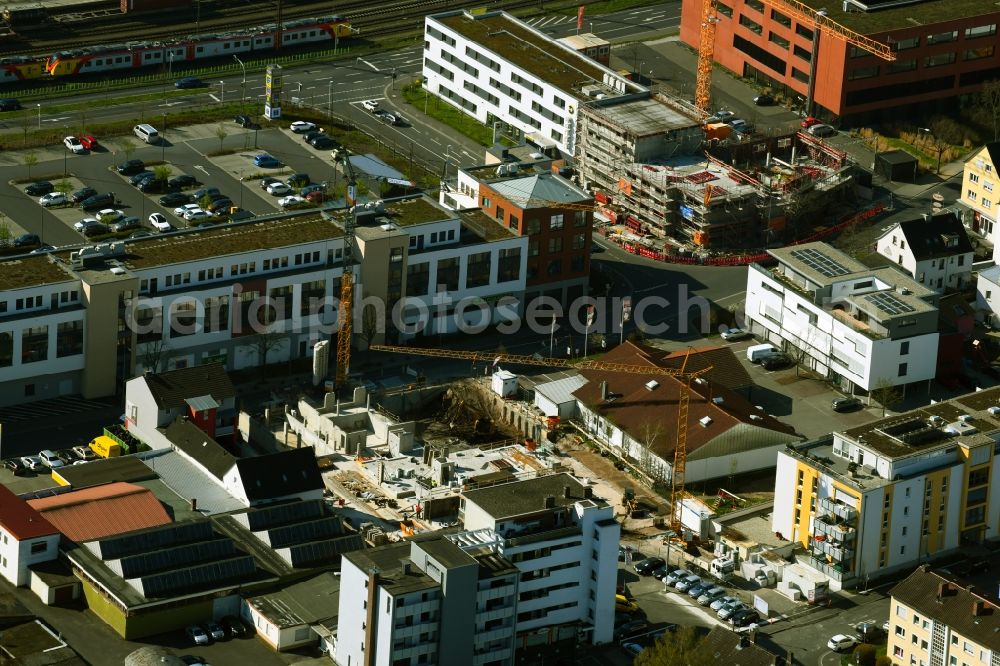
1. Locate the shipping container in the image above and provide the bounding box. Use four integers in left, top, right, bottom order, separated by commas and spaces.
89, 435, 122, 458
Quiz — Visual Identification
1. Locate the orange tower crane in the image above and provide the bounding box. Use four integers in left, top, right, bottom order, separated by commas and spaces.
694, 0, 896, 113
333, 148, 358, 390
370, 344, 711, 531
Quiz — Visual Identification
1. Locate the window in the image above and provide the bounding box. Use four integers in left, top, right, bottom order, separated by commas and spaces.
508, 213, 519, 230
889, 59, 917, 74
549, 214, 564, 230
436, 258, 459, 292
926, 30, 958, 44
965, 46, 995, 61
716, 3, 733, 17
406, 263, 430, 297
900, 341, 909, 355
970, 173, 980, 184
770, 8, 791, 26
482, 196, 491, 209
56, 321, 83, 358
465, 251, 491, 288
739, 14, 763, 34
30, 541, 47, 554
572, 233, 586, 250
965, 24, 997, 39
529, 240, 539, 257
895, 36, 920, 50
899, 363, 908, 376
967, 190, 978, 202
548, 237, 563, 253
21, 326, 47, 363
495, 205, 505, 222
769, 32, 789, 49
795, 24, 813, 40
526, 219, 540, 235
984, 198, 994, 209
925, 53, 956, 68
848, 66, 879, 80
574, 211, 587, 227
498, 248, 521, 283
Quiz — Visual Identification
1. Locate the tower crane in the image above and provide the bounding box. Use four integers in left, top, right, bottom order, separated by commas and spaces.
332, 148, 358, 389
370, 344, 711, 531
694, 0, 896, 113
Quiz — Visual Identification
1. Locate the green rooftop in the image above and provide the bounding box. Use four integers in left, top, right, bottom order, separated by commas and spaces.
794, 0, 997, 35
0, 254, 77, 291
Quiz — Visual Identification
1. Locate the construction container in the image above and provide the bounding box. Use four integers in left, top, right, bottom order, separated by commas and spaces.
89, 435, 122, 458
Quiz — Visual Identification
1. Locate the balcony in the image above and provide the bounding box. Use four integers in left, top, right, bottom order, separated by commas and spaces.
831, 308, 886, 340
812, 538, 853, 563
814, 517, 856, 545
800, 553, 852, 581
819, 497, 857, 523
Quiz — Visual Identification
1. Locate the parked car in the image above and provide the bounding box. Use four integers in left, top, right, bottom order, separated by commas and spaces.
260, 177, 282, 191
110, 216, 140, 233
19, 455, 43, 471
220, 615, 248, 638
79, 135, 99, 150
708, 110, 735, 123
138, 178, 167, 193
192, 187, 221, 201
169, 174, 198, 189
855, 622, 885, 644
753, 93, 775, 106
3, 458, 27, 476
300, 183, 326, 197
304, 190, 328, 204
613, 620, 648, 642
718, 601, 748, 620
832, 396, 862, 412
697, 586, 727, 606
361, 99, 380, 112
634, 557, 666, 576
24, 181, 53, 196
205, 622, 225, 641
615, 594, 639, 613
63, 135, 86, 153
808, 123, 837, 137
728, 119, 749, 132
286, 172, 310, 188
83, 223, 110, 238
74, 218, 101, 232
207, 199, 233, 214
116, 159, 145, 175
184, 209, 210, 222
674, 574, 702, 592
761, 353, 792, 370
253, 153, 282, 168
39, 449, 64, 469
96, 209, 123, 223
801, 116, 821, 129
686, 581, 712, 598
81, 193, 116, 211
149, 213, 174, 231
186, 625, 210, 645
234, 114, 255, 128
129, 170, 155, 186
711, 595, 740, 612
175, 76, 204, 89
731, 608, 761, 627
663, 568, 690, 586
290, 120, 317, 133
266, 181, 291, 195
13, 233, 40, 248
278, 195, 306, 208
72, 445, 96, 460
622, 643, 644, 657
38, 192, 69, 208
159, 192, 191, 207
72, 186, 97, 203
174, 203, 201, 217
309, 134, 338, 149
650, 565, 670, 580
827, 634, 858, 652
721, 327, 751, 341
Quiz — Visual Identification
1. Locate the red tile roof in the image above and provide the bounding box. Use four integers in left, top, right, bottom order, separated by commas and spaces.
573, 343, 796, 458
0, 484, 58, 541
27, 482, 171, 543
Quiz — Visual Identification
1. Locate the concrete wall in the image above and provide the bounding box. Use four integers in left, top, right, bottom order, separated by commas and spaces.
29, 571, 81, 606
80, 273, 138, 400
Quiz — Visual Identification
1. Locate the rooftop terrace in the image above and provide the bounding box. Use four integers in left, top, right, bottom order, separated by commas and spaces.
795, 0, 995, 36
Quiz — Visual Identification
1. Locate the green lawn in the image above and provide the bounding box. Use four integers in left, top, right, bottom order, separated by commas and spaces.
400, 83, 495, 147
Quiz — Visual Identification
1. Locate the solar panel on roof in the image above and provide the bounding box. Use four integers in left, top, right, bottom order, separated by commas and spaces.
789, 247, 852, 278
95, 521, 214, 560
863, 292, 916, 315
131, 555, 256, 598
261, 517, 345, 548
115, 538, 236, 578
240, 499, 325, 531
283, 534, 365, 568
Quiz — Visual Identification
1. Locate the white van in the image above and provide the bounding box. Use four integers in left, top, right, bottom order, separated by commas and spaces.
747, 343, 779, 363
133, 123, 159, 144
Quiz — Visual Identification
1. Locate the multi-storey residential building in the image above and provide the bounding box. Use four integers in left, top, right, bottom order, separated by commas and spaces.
772, 386, 1000, 589
441, 159, 591, 306
887, 566, 999, 666
0, 195, 527, 407
874, 212, 974, 294
745, 241, 940, 394
336, 534, 520, 666
960, 143, 1000, 256
679, 0, 1000, 122
422, 10, 642, 157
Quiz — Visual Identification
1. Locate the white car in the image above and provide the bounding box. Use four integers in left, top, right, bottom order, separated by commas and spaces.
674, 574, 702, 592
72, 445, 96, 460
808, 123, 837, 137
174, 203, 201, 217
827, 634, 858, 652
19, 455, 43, 470
63, 135, 86, 154
290, 120, 316, 133
148, 213, 172, 231
718, 601, 748, 620
39, 192, 67, 207
710, 595, 740, 611
184, 209, 209, 222
39, 449, 64, 469
73, 217, 100, 232
278, 195, 306, 208
663, 568, 690, 586
721, 327, 751, 341
265, 181, 291, 195
709, 110, 735, 122
186, 625, 210, 646
361, 99, 379, 112
96, 208, 123, 223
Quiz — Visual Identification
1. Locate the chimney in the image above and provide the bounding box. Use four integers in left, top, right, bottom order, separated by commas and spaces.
543, 495, 556, 508
190, 498, 198, 512
584, 487, 593, 499
600, 381, 608, 401
923, 213, 932, 222
401, 562, 412, 576
563, 485, 571, 499
972, 600, 987, 616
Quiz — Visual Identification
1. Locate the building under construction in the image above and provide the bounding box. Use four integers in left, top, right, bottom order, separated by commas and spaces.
577, 92, 860, 250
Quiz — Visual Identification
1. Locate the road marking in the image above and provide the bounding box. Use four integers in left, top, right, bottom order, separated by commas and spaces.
194, 165, 210, 177
358, 58, 380, 72
208, 94, 220, 102
157, 101, 185, 107
43, 116, 70, 123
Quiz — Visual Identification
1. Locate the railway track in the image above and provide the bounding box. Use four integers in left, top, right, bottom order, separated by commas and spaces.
0, 0, 453, 57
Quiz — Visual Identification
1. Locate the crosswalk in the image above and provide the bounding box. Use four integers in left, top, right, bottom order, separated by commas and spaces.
0, 395, 117, 424
523, 15, 575, 28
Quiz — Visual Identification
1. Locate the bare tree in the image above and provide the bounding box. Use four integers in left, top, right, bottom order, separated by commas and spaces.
121, 138, 136, 163
635, 420, 665, 484
0, 214, 10, 247
981, 80, 1000, 142
215, 124, 228, 154
360, 303, 380, 348
55, 178, 73, 203
139, 339, 170, 374
23, 153, 38, 180
871, 379, 903, 417
253, 324, 285, 371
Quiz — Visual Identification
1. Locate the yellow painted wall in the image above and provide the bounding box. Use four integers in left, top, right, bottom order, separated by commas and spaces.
961, 146, 999, 224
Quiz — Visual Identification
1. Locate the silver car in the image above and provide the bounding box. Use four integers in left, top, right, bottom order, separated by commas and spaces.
718, 600, 748, 620
698, 586, 727, 606
674, 574, 702, 592
711, 595, 740, 611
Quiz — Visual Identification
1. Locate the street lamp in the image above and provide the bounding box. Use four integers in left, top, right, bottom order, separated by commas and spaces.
919, 127, 944, 174
328, 80, 333, 118
219, 80, 225, 103
233, 55, 246, 112
36, 103, 40, 129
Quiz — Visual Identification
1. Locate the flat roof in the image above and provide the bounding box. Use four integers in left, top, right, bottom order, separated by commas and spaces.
584, 95, 702, 137
122, 216, 344, 269
463, 472, 602, 519
247, 571, 340, 628
458, 209, 518, 242
794, 0, 996, 36
769, 242, 930, 295
343, 541, 439, 596
0, 254, 77, 291
556, 33, 608, 50
433, 11, 627, 101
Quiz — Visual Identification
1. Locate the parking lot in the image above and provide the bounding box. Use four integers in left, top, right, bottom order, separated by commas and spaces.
1, 119, 356, 249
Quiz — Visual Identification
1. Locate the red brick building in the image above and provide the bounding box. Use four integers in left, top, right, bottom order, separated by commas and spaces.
679, 0, 1000, 122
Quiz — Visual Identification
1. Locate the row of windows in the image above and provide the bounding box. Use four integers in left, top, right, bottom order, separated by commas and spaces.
464, 79, 499, 106
465, 45, 500, 72
424, 56, 454, 82
3, 289, 79, 315
510, 72, 544, 96
846, 47, 993, 80
0, 322, 83, 366
427, 25, 455, 47
141, 251, 328, 293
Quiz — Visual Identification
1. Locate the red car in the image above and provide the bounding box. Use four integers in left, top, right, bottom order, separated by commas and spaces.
79, 135, 98, 150
305, 190, 328, 203
800, 117, 820, 129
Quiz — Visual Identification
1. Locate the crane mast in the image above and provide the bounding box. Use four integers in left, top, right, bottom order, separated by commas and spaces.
334, 148, 358, 390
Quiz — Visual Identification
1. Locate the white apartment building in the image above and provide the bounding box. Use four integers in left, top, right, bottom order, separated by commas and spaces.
745, 242, 940, 394
975, 265, 1000, 328
336, 535, 520, 666
0, 485, 60, 587
888, 566, 999, 666
874, 212, 974, 294
422, 10, 642, 157
0, 195, 527, 407
772, 386, 1000, 589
